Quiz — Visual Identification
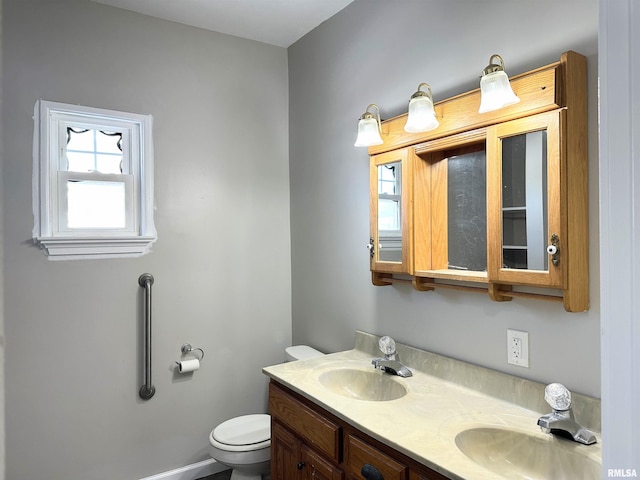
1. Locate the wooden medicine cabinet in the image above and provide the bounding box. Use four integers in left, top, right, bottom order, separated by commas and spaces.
368, 51, 588, 312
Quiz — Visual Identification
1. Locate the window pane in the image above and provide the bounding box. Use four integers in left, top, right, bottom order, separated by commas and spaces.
96, 154, 123, 174
66, 128, 93, 151
65, 127, 123, 174
96, 131, 122, 154
66, 151, 95, 172
66, 180, 126, 229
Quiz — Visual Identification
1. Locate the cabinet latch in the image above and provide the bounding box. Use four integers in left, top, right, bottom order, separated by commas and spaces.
547, 234, 560, 266
366, 238, 375, 258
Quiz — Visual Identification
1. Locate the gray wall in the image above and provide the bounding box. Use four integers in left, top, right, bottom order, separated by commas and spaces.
2, 1, 290, 479
0, 1, 5, 477
289, 0, 601, 397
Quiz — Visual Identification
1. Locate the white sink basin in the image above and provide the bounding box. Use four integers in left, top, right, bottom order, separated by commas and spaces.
318, 368, 408, 401
455, 427, 600, 479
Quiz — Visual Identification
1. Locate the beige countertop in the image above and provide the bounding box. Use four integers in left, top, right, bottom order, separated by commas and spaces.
263, 331, 601, 480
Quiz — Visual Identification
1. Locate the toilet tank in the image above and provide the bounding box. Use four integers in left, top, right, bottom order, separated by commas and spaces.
285, 345, 324, 362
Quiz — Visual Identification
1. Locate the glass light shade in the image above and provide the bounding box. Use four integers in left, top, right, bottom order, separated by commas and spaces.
354, 116, 383, 147
404, 95, 439, 133
478, 70, 520, 113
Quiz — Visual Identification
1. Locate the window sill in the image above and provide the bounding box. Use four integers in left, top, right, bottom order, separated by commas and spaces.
35, 236, 156, 260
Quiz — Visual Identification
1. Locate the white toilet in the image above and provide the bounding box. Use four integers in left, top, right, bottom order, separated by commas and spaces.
208, 345, 324, 480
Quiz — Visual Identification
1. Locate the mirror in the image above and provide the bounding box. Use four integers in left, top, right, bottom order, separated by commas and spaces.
446, 148, 487, 272
377, 161, 402, 262
501, 130, 548, 270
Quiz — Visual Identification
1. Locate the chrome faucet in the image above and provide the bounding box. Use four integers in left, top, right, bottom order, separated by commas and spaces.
371, 336, 412, 378
537, 383, 597, 445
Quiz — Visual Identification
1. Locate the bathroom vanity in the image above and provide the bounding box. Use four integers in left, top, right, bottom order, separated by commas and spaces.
263, 332, 601, 479
270, 380, 446, 479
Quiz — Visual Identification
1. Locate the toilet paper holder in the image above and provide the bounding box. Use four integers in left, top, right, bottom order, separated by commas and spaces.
179, 343, 205, 361
175, 343, 205, 373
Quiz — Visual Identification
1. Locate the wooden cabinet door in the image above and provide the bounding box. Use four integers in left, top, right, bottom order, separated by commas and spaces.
272, 418, 343, 480
271, 421, 303, 480
487, 109, 564, 288
370, 147, 414, 275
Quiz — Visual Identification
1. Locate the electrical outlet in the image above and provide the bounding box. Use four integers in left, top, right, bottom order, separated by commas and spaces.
507, 329, 529, 367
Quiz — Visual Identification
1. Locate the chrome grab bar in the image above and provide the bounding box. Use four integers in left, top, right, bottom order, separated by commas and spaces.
138, 273, 155, 400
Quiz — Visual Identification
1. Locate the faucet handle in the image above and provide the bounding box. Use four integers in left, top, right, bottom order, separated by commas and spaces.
544, 383, 572, 411
378, 336, 397, 358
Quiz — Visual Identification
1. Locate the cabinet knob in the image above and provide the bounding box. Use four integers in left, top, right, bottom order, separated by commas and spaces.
297, 461, 306, 470
361, 463, 384, 480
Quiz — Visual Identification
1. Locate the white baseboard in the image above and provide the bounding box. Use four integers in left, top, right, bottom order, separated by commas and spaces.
140, 458, 227, 480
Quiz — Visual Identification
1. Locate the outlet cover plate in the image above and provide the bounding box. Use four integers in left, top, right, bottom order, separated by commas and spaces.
507, 329, 529, 368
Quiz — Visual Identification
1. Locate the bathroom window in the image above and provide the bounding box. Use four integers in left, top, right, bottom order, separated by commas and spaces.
33, 100, 157, 259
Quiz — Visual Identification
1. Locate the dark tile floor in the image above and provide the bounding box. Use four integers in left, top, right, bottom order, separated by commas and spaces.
196, 470, 231, 480
197, 471, 271, 480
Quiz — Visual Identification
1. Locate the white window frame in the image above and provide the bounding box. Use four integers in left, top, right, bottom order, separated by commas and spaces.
33, 100, 157, 260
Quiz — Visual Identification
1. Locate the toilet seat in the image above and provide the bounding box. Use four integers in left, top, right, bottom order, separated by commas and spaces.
210, 414, 270, 452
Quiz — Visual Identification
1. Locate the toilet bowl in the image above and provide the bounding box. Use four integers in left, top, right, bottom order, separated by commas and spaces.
209, 414, 271, 480
209, 345, 324, 480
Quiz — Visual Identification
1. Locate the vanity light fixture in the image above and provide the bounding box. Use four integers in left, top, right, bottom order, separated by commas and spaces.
354, 103, 383, 147
404, 83, 439, 133
478, 54, 520, 113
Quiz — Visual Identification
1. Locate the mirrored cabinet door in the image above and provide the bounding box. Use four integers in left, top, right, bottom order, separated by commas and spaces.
487, 110, 564, 288
369, 148, 413, 274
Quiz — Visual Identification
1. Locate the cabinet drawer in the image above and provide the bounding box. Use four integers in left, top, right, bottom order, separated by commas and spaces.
302, 444, 344, 480
269, 382, 341, 461
410, 469, 450, 480
345, 435, 407, 480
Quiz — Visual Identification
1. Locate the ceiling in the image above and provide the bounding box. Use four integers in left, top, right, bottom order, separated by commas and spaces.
91, 0, 355, 48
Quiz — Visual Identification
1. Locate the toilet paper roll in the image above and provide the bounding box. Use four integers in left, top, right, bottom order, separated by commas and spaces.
177, 358, 200, 373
